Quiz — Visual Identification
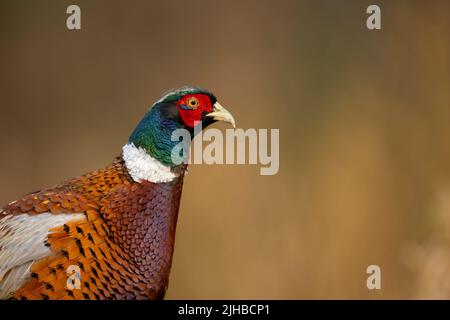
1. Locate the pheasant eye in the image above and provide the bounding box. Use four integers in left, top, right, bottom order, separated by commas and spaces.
186, 97, 199, 109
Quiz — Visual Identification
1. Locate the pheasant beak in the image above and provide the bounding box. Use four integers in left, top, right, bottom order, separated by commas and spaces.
206, 102, 236, 128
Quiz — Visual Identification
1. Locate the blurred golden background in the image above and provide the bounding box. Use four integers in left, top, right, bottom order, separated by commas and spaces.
0, 0, 449, 299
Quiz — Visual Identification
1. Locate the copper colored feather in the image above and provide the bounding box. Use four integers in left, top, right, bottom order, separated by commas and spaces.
1, 157, 185, 300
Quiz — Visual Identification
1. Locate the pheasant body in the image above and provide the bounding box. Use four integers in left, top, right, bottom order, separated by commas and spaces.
2, 157, 184, 299
0, 86, 235, 299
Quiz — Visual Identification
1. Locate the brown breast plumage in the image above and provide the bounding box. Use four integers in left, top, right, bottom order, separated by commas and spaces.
1, 157, 185, 300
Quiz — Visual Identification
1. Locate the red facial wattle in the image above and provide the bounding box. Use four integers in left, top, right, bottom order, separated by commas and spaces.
176, 94, 213, 128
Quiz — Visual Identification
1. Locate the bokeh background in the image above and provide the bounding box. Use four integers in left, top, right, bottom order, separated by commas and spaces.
1, 0, 449, 299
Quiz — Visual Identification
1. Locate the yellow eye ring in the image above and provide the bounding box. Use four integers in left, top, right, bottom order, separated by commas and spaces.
186, 97, 199, 109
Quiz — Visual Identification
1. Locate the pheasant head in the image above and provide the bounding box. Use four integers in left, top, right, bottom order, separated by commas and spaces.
127, 86, 235, 169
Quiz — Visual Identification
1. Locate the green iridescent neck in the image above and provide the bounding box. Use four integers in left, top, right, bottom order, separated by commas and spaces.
129, 105, 187, 166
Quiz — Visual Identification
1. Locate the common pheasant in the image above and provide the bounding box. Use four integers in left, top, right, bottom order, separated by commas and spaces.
0, 86, 235, 300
